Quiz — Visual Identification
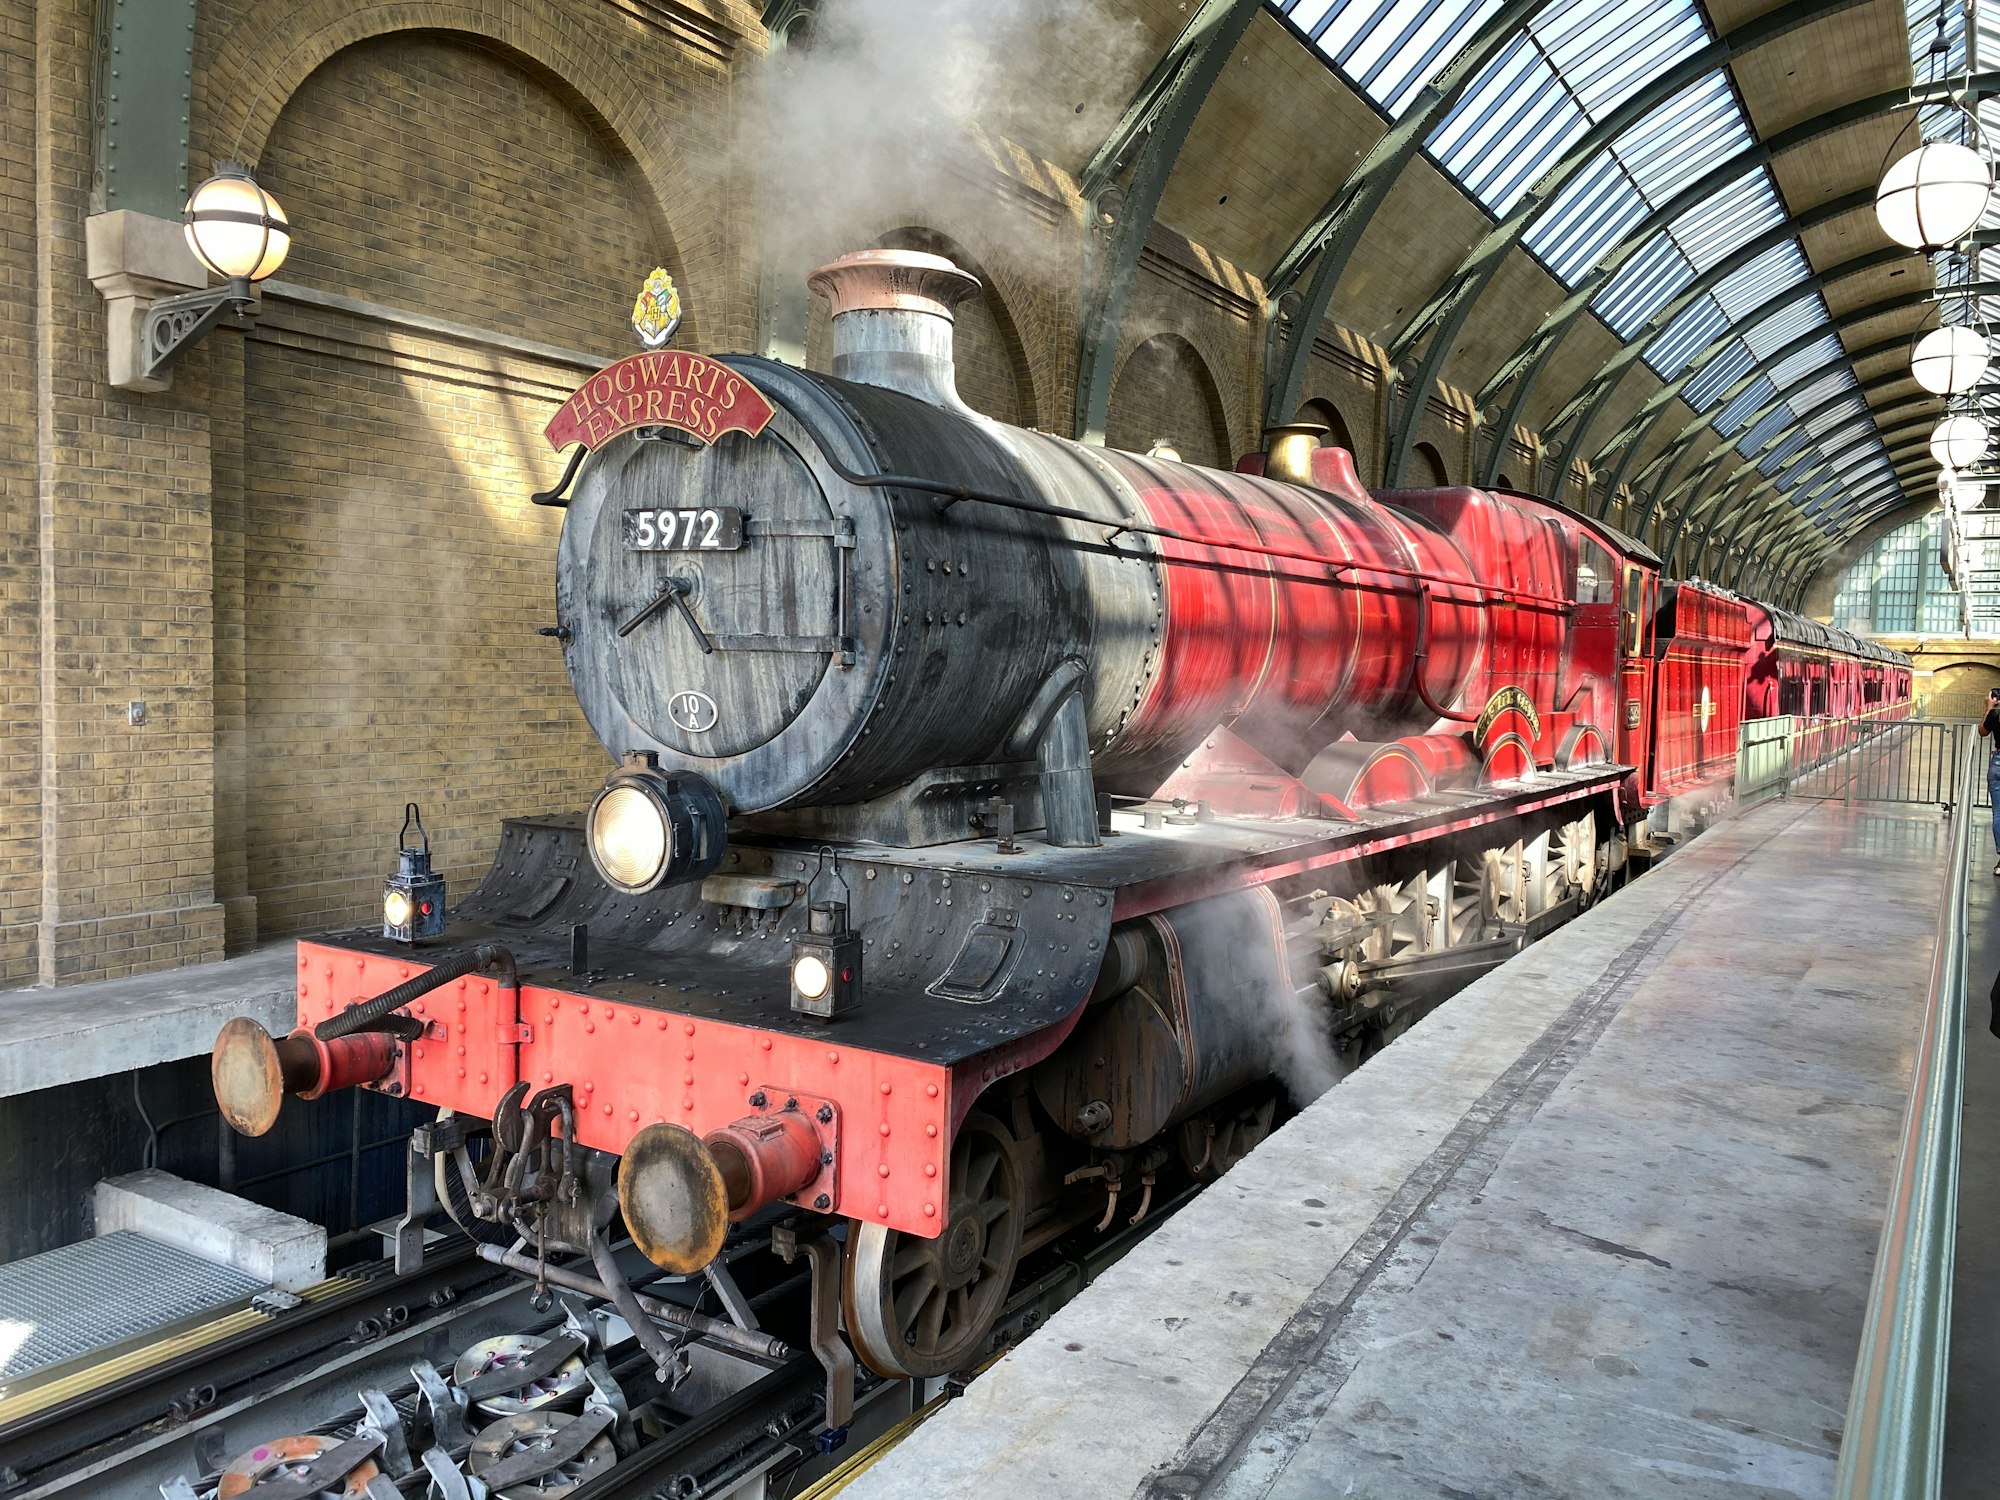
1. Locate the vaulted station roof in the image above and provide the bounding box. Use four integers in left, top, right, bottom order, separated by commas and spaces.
1037, 0, 1994, 601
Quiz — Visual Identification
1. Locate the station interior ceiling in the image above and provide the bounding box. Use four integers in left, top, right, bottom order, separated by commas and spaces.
932, 0, 2000, 622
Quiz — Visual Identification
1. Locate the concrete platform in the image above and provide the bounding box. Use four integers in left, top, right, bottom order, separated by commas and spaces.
848, 795, 1948, 1500
0, 946, 295, 1099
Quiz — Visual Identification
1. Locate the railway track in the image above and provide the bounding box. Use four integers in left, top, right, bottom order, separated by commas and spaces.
0, 1188, 1194, 1500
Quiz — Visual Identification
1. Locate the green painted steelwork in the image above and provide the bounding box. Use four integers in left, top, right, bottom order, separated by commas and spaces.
1072, 0, 1262, 445
1260, 0, 1548, 431
1378, 0, 1867, 488
89, 0, 198, 219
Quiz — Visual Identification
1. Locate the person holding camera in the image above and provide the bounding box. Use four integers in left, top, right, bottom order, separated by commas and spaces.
1981, 687, 2000, 875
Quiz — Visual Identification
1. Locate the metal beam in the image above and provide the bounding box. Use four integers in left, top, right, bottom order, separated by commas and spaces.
1377, 0, 1868, 486
1072, 0, 1263, 445
1261, 0, 1551, 429
90, 0, 197, 217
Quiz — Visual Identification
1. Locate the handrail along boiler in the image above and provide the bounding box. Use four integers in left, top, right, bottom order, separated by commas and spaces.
211, 250, 1912, 1387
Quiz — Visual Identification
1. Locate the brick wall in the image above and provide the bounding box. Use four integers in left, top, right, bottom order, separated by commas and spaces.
25, 0, 225, 984
0, 2, 38, 985
229, 32, 675, 940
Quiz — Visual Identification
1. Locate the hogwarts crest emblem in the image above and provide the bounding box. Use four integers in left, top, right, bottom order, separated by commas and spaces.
631, 268, 683, 349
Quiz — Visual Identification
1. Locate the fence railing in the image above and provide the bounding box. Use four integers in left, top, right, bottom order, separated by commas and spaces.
1735, 709, 1970, 810
1829, 735, 1977, 1499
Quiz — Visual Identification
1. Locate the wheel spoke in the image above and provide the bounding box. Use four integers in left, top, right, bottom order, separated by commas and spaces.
964, 1144, 999, 1200
918, 1281, 948, 1347
893, 1271, 937, 1335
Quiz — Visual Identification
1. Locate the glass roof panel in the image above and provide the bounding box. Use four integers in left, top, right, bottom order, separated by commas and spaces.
1592, 233, 1695, 336
1741, 405, 1796, 456
1715, 373, 1778, 437
1651, 295, 1731, 379
1686, 340, 1757, 410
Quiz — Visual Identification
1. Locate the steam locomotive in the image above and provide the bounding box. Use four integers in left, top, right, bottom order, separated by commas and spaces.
211, 250, 1911, 1394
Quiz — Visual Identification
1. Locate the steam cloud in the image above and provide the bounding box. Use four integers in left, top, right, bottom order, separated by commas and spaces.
745, 0, 1153, 283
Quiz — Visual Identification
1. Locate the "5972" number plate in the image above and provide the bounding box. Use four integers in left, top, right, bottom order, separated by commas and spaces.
622, 507, 744, 551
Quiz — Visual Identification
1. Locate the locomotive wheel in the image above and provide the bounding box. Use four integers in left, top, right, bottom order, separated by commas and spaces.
1177, 1095, 1278, 1183
843, 1112, 1024, 1379
1553, 815, 1598, 907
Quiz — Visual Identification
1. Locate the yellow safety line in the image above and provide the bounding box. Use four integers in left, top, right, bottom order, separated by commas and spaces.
793, 1351, 1009, 1499
0, 1275, 370, 1427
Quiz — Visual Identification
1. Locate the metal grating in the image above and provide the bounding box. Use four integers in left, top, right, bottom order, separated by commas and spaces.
0, 1231, 263, 1382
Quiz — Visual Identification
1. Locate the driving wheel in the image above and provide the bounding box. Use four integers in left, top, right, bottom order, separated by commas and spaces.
843, 1112, 1023, 1378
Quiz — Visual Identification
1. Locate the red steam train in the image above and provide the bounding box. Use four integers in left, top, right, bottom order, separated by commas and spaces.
212, 250, 1910, 1391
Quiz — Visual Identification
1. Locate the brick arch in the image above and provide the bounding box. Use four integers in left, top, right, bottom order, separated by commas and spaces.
1115, 315, 1246, 456
1412, 440, 1452, 487
1105, 331, 1231, 470
199, 2, 716, 344
1295, 396, 1356, 454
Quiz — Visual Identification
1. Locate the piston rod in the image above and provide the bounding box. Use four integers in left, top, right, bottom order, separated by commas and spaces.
475, 1245, 792, 1362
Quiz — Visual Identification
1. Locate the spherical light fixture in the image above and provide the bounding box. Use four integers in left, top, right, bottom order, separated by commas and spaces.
183, 164, 290, 284
1876, 141, 1993, 250
1912, 324, 1992, 395
1931, 412, 1990, 469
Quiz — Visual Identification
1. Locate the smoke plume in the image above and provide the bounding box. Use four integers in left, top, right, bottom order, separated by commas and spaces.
745, 0, 1152, 283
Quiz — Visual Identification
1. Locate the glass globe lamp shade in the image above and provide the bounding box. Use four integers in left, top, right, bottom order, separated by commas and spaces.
1912, 324, 1992, 395
183, 168, 290, 283
1876, 141, 1993, 250
1930, 412, 1990, 469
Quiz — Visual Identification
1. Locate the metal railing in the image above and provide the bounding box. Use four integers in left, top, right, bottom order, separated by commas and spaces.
1736, 715, 1798, 808
1829, 736, 1977, 1499
1735, 707, 1969, 809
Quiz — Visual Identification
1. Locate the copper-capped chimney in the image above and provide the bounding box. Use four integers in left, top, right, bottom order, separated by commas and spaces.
806, 249, 982, 416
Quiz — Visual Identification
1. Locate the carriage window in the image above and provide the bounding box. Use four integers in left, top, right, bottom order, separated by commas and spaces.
1620, 566, 1646, 655
1576, 537, 1615, 605
1810, 678, 1828, 717
1779, 677, 1805, 716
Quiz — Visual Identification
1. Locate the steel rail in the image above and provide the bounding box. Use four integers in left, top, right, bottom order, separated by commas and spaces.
0, 1243, 501, 1490
1829, 727, 1976, 1499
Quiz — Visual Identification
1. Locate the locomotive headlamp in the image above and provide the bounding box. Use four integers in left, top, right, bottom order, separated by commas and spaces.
586, 754, 728, 895
792, 953, 832, 1001
384, 803, 446, 943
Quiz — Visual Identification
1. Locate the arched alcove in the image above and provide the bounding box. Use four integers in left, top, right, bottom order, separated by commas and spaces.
1297, 397, 1356, 455
236, 32, 661, 936
1105, 333, 1230, 470
1412, 440, 1451, 487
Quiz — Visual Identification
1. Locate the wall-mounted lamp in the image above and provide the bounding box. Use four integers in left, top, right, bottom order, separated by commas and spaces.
139, 164, 292, 381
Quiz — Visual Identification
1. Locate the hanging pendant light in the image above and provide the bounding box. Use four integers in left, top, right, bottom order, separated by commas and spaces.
1931, 411, 1990, 468
1877, 141, 1993, 249
1912, 324, 1992, 394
